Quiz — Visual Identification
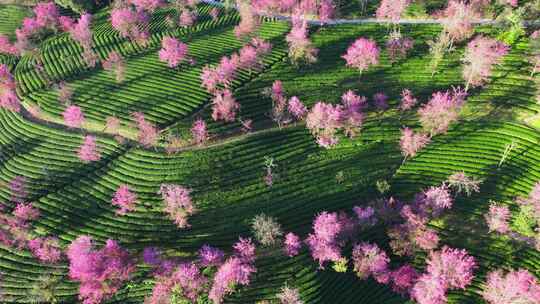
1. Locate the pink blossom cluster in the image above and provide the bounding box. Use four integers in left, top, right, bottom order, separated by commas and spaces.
14, 2, 60, 53
437, 0, 482, 42
399, 89, 417, 111
158, 184, 196, 228
235, 0, 260, 39
60, 13, 93, 54
110, 7, 149, 44
286, 14, 318, 64
446, 171, 482, 196
376, 0, 411, 22
386, 35, 414, 63
0, 34, 19, 55
129, 0, 165, 12
305, 211, 354, 268
63, 105, 85, 128
306, 91, 365, 148
484, 202, 511, 234
111, 184, 138, 215
388, 205, 439, 256
146, 262, 208, 304
342, 37, 379, 74
199, 244, 225, 267
482, 268, 540, 304
399, 127, 430, 159
351, 242, 390, 283
211, 89, 241, 122
411, 246, 477, 304
462, 35, 509, 90
418, 185, 454, 216
158, 36, 189, 68
390, 264, 419, 294
131, 112, 159, 147
209, 237, 257, 303
418, 87, 467, 136
191, 118, 209, 145
277, 286, 304, 304
77, 135, 101, 163
28, 236, 62, 263
0, 64, 21, 112
103, 51, 126, 83
283, 232, 302, 257
67, 236, 135, 304
267, 80, 307, 127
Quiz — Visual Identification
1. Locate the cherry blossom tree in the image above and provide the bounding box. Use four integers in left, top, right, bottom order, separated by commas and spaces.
105, 116, 121, 134
146, 262, 207, 304
103, 51, 126, 83
130, 0, 165, 12
288, 96, 307, 120
340, 90, 365, 138
482, 268, 540, 304
426, 246, 477, 289
209, 238, 257, 304
13, 202, 40, 222
386, 32, 414, 63
391, 264, 419, 295
283, 232, 302, 257
306, 102, 342, 148
418, 88, 467, 136
376, 0, 410, 23
28, 237, 62, 263
67, 236, 135, 304
286, 14, 318, 65
411, 274, 447, 304
399, 128, 430, 160
399, 89, 417, 111
235, 0, 260, 39
211, 89, 240, 122
159, 36, 189, 68
419, 185, 454, 216
0, 34, 19, 56
63, 105, 85, 128
199, 244, 224, 267
437, 0, 482, 43
373, 92, 389, 111
305, 211, 352, 268
110, 7, 149, 44
132, 112, 159, 147
352, 242, 391, 284
485, 202, 511, 233
9, 176, 28, 203
388, 205, 439, 256
0, 64, 21, 112
191, 118, 209, 145
158, 184, 196, 228
111, 184, 138, 215
462, 35, 509, 90
62, 13, 96, 68
342, 37, 379, 75
77, 135, 101, 163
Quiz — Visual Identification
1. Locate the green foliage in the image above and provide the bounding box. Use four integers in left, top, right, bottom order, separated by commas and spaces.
512, 203, 537, 236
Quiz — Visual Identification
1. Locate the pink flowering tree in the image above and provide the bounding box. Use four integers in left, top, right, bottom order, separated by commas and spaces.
376, 0, 410, 23
28, 237, 62, 264
199, 244, 224, 267
209, 238, 257, 304
418, 88, 467, 136
283, 232, 302, 257
419, 185, 454, 216
67, 236, 135, 304
63, 105, 85, 128
438, 0, 482, 43
462, 35, 509, 91
399, 128, 430, 161
340, 90, 366, 138
62, 13, 96, 68
288, 96, 307, 120
146, 262, 208, 304
158, 36, 189, 68
305, 211, 355, 268
234, 0, 260, 40
391, 264, 419, 295
103, 51, 126, 83
0, 34, 19, 56
352, 242, 391, 284
386, 32, 414, 63
9, 176, 28, 203
342, 38, 379, 75
77, 135, 101, 163
306, 102, 342, 148
191, 118, 209, 145
251, 213, 283, 246
111, 184, 138, 215
277, 286, 304, 304
0, 64, 21, 112
211, 89, 240, 122
485, 202, 511, 234
110, 7, 149, 44
399, 88, 417, 111
482, 268, 540, 304
388, 205, 439, 256
13, 2, 60, 54
158, 184, 196, 228
132, 112, 160, 147
286, 15, 318, 65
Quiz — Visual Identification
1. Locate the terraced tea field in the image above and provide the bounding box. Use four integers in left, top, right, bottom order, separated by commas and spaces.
0, 1, 539, 304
